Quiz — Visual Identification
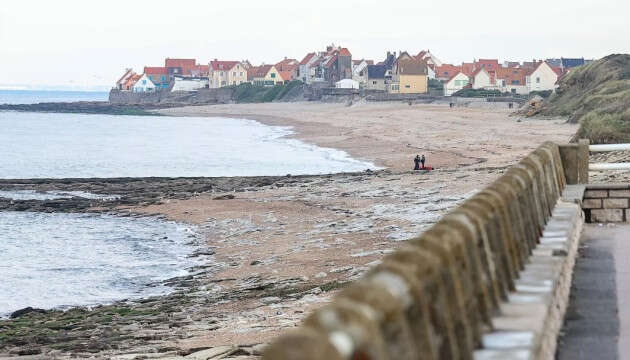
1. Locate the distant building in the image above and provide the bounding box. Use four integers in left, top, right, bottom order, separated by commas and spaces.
171, 75, 208, 91
471, 68, 494, 90
209, 60, 248, 88
132, 74, 156, 92
335, 79, 360, 89
298, 52, 320, 84
143, 67, 170, 89
496, 67, 529, 94
389, 57, 428, 94
435, 64, 461, 81
365, 64, 388, 91
527, 61, 563, 92
275, 58, 300, 81
561, 58, 585, 70
165, 58, 197, 76
252, 65, 283, 86
115, 69, 136, 90
444, 72, 470, 96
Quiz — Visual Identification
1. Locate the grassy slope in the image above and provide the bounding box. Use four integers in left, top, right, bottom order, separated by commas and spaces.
230, 80, 303, 103
540, 54, 630, 143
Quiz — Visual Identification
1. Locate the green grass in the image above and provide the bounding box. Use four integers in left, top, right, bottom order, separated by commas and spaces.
229, 80, 303, 103
539, 54, 630, 143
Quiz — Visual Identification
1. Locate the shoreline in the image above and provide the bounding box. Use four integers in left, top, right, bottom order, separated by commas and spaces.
0, 102, 578, 359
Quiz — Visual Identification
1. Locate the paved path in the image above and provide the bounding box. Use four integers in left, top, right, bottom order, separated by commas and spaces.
556, 224, 630, 359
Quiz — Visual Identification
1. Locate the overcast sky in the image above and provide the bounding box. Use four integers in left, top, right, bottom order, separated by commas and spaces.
1, 0, 627, 90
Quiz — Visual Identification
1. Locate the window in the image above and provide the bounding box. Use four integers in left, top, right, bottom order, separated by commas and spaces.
161, 76, 165, 81
221, 81, 226, 86
536, 77, 540, 83
233, 81, 236, 85
220, 71, 223, 76
511, 80, 520, 85
405, 84, 411, 88
271, 73, 276, 78
373, 81, 377, 85
233, 72, 236, 76
148, 76, 153, 81
240, 72, 243, 76
142, 80, 146, 85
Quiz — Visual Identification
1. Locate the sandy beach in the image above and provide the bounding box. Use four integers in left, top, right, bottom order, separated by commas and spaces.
0, 102, 578, 359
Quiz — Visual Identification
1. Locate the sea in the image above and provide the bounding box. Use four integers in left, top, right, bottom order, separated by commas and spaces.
0, 90, 375, 317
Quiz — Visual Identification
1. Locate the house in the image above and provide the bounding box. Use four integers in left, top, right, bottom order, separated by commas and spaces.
171, 76, 208, 91
352, 59, 373, 86
435, 64, 461, 81
527, 61, 562, 92
116, 69, 136, 90
123, 73, 142, 91
165, 58, 197, 76
335, 79, 360, 89
365, 64, 388, 91
415, 50, 443, 67
190, 64, 209, 77
132, 74, 156, 92
561, 58, 585, 70
471, 68, 494, 89
252, 65, 283, 86
474, 59, 500, 73
209, 60, 248, 88
389, 58, 428, 94
278, 71, 294, 84
444, 72, 470, 96
298, 52, 319, 84
275, 58, 299, 81
143, 67, 170, 89
496, 67, 529, 94
461, 63, 474, 76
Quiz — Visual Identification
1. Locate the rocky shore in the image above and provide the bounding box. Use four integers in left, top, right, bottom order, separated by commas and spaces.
0, 101, 183, 116
0, 102, 578, 359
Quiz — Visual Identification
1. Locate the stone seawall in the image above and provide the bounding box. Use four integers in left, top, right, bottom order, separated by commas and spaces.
262, 141, 583, 360
109, 88, 234, 105
582, 184, 630, 222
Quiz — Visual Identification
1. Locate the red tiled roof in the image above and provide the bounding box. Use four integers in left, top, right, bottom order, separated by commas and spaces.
144, 66, 168, 75
435, 64, 461, 78
551, 66, 563, 76
461, 63, 474, 76
210, 60, 239, 71
324, 55, 337, 68
278, 71, 293, 81
254, 65, 273, 77
300, 52, 316, 65
165, 58, 196, 68
496, 66, 528, 86
447, 71, 468, 82
339, 48, 351, 56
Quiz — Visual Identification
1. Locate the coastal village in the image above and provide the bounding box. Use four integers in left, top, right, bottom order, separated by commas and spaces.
115, 44, 590, 97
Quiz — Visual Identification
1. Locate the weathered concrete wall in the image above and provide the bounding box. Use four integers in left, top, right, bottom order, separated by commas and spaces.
109, 88, 234, 105
262, 141, 578, 360
558, 140, 589, 184
582, 184, 630, 222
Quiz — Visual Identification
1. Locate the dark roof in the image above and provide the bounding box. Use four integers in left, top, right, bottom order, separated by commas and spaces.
561, 58, 585, 68
396, 59, 428, 75
367, 64, 387, 79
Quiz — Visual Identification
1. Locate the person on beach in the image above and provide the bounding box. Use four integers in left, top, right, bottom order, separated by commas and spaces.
421, 154, 426, 169
414, 155, 421, 170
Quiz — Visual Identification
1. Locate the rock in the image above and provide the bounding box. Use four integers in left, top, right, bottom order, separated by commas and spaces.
251, 343, 266, 355
213, 194, 235, 200
185, 345, 236, 359
9, 306, 46, 319
250, 260, 262, 266
260, 296, 281, 305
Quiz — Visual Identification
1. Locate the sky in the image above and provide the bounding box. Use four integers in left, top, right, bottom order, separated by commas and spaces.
1, 0, 628, 90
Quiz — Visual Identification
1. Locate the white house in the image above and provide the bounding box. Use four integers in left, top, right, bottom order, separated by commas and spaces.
527, 61, 560, 92
471, 68, 493, 89
444, 72, 470, 96
171, 76, 208, 91
299, 52, 320, 84
335, 79, 360, 89
132, 74, 156, 92
352, 60, 371, 86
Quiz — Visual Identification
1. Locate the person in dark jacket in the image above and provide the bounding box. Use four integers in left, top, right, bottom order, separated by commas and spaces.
421, 154, 426, 169
413, 155, 421, 170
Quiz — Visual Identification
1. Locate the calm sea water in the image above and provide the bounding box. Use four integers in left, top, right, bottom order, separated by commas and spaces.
0, 212, 200, 317
0, 91, 375, 316
0, 112, 374, 178
0, 89, 109, 104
